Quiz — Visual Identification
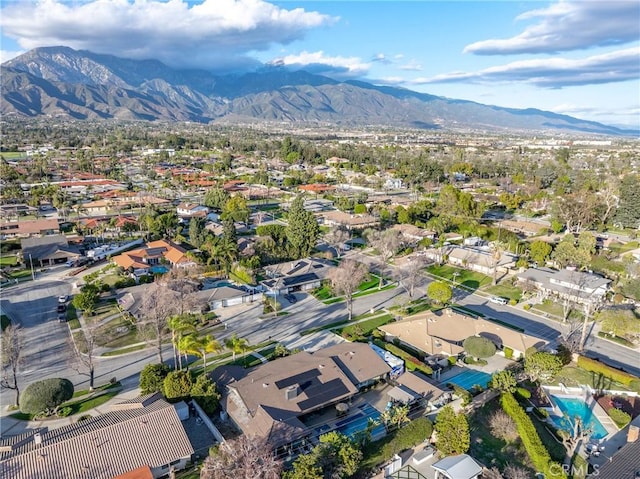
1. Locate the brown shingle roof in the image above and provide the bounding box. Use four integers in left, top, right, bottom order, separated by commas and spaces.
0, 397, 194, 479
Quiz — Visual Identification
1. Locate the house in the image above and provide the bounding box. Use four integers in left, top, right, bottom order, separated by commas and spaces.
261, 258, 336, 295
0, 204, 36, 219
387, 371, 449, 411
593, 423, 640, 479
320, 210, 380, 231
176, 203, 209, 218
0, 218, 60, 238
431, 454, 483, 479
21, 235, 81, 266
384, 178, 404, 189
391, 224, 437, 245
0, 393, 194, 479
500, 219, 550, 237
197, 284, 263, 310
299, 184, 335, 195
211, 342, 390, 453
112, 239, 195, 274
516, 267, 611, 304
380, 309, 546, 359
447, 246, 517, 276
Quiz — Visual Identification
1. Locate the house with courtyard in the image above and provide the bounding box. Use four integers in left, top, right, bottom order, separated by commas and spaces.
380, 309, 546, 360
0, 393, 195, 479
211, 342, 391, 455
516, 267, 611, 305
261, 258, 336, 295
320, 210, 380, 231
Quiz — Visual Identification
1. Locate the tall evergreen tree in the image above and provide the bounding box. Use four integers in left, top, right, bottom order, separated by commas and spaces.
615, 174, 640, 228
286, 195, 319, 259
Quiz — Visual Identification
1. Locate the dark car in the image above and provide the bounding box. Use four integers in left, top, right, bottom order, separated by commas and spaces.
284, 293, 297, 304
58, 313, 67, 323
57, 303, 66, 313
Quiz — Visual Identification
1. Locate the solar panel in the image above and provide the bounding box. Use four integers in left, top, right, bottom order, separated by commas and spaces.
297, 378, 350, 410
275, 369, 320, 389
283, 273, 318, 287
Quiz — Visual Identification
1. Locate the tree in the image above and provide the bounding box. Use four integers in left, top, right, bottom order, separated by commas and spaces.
1, 324, 23, 407
490, 370, 517, 393
286, 195, 319, 259
551, 235, 578, 269
189, 217, 209, 249
324, 227, 350, 258
20, 378, 74, 415
190, 374, 221, 415
598, 309, 640, 342
181, 333, 221, 370
328, 259, 368, 321
367, 229, 402, 288
286, 432, 362, 479
488, 410, 518, 442
72, 288, 99, 316
200, 435, 282, 479
379, 404, 410, 432
614, 174, 640, 228
204, 187, 229, 211
70, 323, 99, 390
225, 333, 249, 361
163, 369, 193, 401
138, 283, 180, 363
434, 405, 470, 456
463, 336, 496, 358
427, 281, 452, 304
524, 351, 562, 383
529, 240, 552, 267
222, 195, 250, 224
139, 363, 170, 394
168, 314, 198, 370
395, 256, 426, 298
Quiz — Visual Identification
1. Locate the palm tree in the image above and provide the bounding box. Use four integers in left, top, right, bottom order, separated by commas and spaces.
195, 334, 222, 369
168, 314, 197, 370
225, 333, 249, 362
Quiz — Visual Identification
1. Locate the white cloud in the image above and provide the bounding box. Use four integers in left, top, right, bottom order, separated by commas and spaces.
0, 49, 25, 64
269, 51, 370, 78
0, 0, 336, 70
412, 47, 640, 88
371, 53, 389, 63
464, 1, 640, 55
399, 60, 422, 71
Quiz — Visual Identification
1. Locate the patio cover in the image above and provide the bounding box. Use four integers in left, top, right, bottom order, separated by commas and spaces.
387, 385, 419, 404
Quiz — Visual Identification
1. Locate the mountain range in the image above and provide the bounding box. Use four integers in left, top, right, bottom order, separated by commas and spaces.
1, 46, 635, 136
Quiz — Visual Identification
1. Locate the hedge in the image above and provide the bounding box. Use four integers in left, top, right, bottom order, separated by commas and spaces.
503, 346, 514, 359
608, 408, 631, 428
577, 356, 640, 391
500, 392, 567, 479
373, 339, 433, 375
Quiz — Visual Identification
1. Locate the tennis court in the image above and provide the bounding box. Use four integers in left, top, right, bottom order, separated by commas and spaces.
446, 369, 492, 391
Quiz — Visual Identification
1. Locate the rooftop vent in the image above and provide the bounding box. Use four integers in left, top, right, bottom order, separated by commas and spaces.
263, 383, 269, 388
285, 385, 300, 401
34, 432, 42, 446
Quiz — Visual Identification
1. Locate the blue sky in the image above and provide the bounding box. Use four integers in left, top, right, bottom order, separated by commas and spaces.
1, 0, 638, 128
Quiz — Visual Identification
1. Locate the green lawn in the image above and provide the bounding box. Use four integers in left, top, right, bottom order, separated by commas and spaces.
72, 381, 122, 398
10, 269, 33, 279
312, 285, 333, 301
608, 240, 639, 255
0, 255, 18, 267
335, 313, 394, 337
549, 366, 633, 392
63, 390, 121, 415
101, 344, 147, 357
484, 284, 523, 301
427, 264, 492, 289
87, 299, 120, 323
531, 301, 583, 321
0, 152, 26, 159
95, 317, 139, 349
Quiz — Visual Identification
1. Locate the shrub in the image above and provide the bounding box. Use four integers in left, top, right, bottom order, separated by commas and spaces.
57, 407, 73, 417
451, 385, 472, 406
463, 335, 496, 358
164, 370, 193, 402
489, 410, 517, 441
190, 374, 221, 415
21, 378, 74, 415
503, 346, 514, 359
523, 304, 532, 311
114, 277, 136, 289
500, 392, 566, 478
516, 387, 532, 400
139, 363, 170, 394
577, 356, 640, 390
608, 408, 631, 428
509, 298, 518, 306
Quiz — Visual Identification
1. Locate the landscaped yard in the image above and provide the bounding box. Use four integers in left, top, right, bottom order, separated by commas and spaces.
426, 264, 492, 289
531, 301, 583, 321
335, 313, 393, 338
94, 316, 139, 349
86, 299, 121, 324
484, 284, 523, 302
0, 255, 18, 267
549, 365, 633, 392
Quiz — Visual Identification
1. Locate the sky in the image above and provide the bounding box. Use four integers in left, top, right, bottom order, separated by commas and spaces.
1, 0, 639, 128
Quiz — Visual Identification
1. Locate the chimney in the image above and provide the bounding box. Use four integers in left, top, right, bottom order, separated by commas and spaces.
285, 385, 300, 401
627, 424, 639, 443
34, 432, 42, 446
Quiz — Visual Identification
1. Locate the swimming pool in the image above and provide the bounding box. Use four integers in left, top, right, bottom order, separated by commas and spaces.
150, 265, 169, 274
446, 370, 492, 391
550, 396, 608, 440
336, 404, 386, 439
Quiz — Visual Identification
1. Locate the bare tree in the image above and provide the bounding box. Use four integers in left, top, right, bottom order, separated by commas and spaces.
395, 256, 426, 298
200, 435, 282, 479
599, 180, 619, 225
489, 410, 517, 442
367, 229, 401, 289
139, 283, 180, 363
328, 259, 368, 320
503, 465, 531, 479
69, 323, 99, 390
1, 324, 23, 407
580, 298, 604, 351
324, 226, 351, 258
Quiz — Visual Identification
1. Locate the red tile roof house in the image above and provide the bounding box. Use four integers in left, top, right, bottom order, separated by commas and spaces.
111, 239, 196, 274
0, 393, 194, 479
211, 342, 391, 458
0, 218, 60, 238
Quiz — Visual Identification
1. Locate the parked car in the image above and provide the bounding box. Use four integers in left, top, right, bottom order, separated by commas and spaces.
284, 293, 297, 304
58, 295, 68, 303
489, 296, 508, 305
57, 303, 66, 313
58, 313, 67, 323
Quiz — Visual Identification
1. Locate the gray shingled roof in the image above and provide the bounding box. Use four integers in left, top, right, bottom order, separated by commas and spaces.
594, 439, 640, 479
0, 397, 194, 479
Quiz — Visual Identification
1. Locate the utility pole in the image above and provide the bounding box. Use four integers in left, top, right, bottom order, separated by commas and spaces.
28, 253, 35, 280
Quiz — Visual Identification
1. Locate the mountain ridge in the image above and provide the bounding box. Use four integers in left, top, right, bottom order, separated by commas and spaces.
2, 46, 636, 136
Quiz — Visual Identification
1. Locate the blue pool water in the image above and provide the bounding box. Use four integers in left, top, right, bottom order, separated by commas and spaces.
150, 265, 169, 274
446, 370, 492, 391
550, 396, 608, 440
336, 404, 386, 439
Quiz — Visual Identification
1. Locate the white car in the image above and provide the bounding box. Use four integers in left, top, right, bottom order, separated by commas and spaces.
489, 296, 508, 305
58, 295, 68, 304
